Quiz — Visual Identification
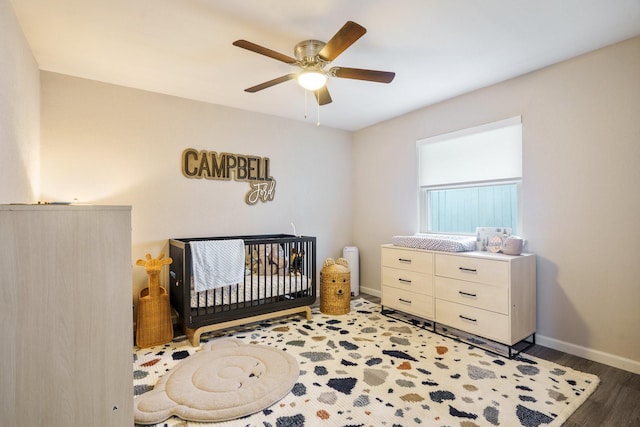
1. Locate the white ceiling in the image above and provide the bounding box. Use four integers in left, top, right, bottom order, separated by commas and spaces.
10, 0, 640, 131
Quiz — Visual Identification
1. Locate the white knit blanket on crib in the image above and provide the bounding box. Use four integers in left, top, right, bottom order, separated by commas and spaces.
190, 239, 246, 292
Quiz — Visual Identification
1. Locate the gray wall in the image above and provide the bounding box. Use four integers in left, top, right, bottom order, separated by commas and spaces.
39, 72, 354, 303
0, 0, 40, 204
352, 36, 640, 373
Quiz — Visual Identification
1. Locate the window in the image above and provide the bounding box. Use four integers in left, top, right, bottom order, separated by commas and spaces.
418, 117, 522, 235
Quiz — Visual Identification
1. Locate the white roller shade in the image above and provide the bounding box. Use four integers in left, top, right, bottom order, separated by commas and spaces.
418, 116, 522, 187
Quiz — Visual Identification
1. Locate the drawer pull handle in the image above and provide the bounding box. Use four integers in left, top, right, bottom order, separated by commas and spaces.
398, 258, 412, 263
458, 291, 477, 298
459, 267, 477, 273
459, 315, 477, 323
398, 298, 412, 304
398, 278, 412, 284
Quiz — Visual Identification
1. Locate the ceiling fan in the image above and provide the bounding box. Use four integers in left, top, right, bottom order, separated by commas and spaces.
232, 21, 395, 106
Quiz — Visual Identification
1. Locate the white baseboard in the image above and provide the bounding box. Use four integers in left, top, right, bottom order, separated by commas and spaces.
536, 334, 640, 375
356, 286, 380, 298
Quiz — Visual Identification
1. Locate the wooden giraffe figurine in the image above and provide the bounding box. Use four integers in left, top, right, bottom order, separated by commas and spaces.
136, 252, 174, 348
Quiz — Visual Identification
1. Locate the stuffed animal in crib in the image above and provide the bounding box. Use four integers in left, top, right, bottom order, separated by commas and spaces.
290, 248, 305, 275
245, 246, 260, 275
255, 245, 270, 274
267, 243, 287, 275
250, 244, 287, 275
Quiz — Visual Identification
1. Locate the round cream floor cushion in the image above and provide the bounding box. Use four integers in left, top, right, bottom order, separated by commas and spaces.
134, 338, 299, 424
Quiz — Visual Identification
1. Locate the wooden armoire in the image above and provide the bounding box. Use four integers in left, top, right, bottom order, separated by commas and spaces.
0, 204, 133, 426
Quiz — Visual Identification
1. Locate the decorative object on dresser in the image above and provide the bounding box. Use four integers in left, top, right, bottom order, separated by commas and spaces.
1, 204, 133, 426
135, 252, 174, 348
475, 226, 512, 251
381, 242, 536, 358
501, 235, 524, 255
169, 234, 316, 346
319, 257, 351, 315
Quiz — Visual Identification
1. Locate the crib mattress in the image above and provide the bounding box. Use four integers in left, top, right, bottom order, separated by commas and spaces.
191, 274, 311, 308
391, 234, 476, 252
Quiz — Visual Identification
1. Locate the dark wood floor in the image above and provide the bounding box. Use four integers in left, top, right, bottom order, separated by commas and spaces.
354, 293, 640, 427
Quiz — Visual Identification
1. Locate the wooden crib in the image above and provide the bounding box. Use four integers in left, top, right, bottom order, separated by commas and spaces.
168, 234, 316, 346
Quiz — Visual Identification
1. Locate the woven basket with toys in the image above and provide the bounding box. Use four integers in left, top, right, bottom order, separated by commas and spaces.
320, 257, 351, 315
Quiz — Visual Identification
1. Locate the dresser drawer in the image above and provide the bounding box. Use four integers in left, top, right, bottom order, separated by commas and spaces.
381, 247, 433, 273
382, 286, 434, 319
435, 276, 508, 314
382, 267, 432, 295
435, 253, 509, 286
435, 299, 509, 344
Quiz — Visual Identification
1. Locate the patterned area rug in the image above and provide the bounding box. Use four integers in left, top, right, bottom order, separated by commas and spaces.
133, 299, 599, 427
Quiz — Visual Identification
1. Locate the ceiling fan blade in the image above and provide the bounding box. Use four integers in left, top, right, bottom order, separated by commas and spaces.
313, 86, 332, 105
318, 21, 367, 62
233, 40, 297, 64
244, 74, 297, 93
330, 67, 395, 83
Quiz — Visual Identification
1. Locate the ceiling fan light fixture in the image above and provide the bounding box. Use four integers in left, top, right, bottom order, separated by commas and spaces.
234, 21, 394, 107
297, 70, 327, 91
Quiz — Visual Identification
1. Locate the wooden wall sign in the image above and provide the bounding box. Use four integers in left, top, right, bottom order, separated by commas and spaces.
182, 148, 276, 205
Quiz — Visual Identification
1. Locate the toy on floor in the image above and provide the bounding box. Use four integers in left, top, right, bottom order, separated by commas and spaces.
136, 252, 174, 348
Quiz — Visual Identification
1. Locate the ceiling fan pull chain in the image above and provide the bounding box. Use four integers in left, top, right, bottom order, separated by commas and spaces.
316, 90, 321, 126
304, 89, 309, 119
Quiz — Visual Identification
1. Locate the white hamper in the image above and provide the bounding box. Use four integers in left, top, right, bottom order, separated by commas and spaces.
342, 246, 360, 296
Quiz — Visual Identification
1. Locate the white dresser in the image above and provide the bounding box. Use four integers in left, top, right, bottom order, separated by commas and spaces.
434, 251, 536, 346
381, 244, 536, 350
381, 245, 434, 320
